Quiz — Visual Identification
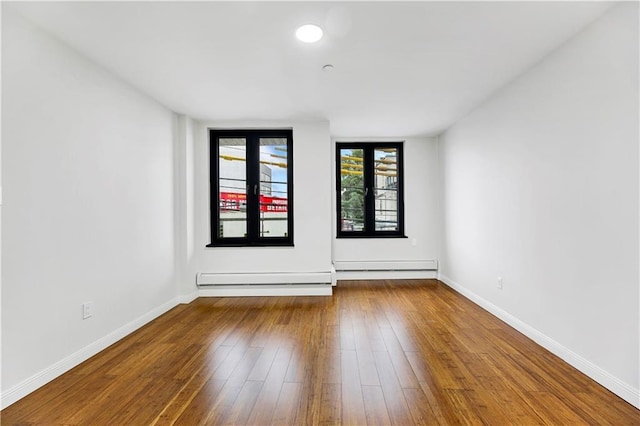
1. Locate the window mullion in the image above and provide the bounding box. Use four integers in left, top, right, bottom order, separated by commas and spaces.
363, 147, 375, 235
247, 135, 260, 242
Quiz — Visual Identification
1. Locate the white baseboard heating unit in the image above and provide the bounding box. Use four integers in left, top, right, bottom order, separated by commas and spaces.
333, 260, 438, 280
196, 271, 333, 296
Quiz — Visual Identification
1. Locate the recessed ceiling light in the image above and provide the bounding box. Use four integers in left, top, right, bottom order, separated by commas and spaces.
296, 24, 323, 43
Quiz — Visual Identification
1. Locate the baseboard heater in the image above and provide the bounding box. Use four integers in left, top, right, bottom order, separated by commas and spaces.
333, 260, 437, 271
197, 271, 333, 286
333, 260, 438, 280
196, 271, 334, 296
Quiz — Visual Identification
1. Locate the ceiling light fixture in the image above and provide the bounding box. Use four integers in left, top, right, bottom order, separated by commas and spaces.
296, 24, 323, 43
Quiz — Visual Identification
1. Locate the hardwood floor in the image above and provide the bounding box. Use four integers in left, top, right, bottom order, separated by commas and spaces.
2, 279, 639, 425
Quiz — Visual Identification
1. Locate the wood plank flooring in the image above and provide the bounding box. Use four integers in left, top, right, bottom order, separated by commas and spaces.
2, 279, 639, 425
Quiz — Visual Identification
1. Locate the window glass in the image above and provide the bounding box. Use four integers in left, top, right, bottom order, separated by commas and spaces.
339, 148, 365, 232
259, 138, 289, 238
374, 148, 398, 231
218, 138, 247, 238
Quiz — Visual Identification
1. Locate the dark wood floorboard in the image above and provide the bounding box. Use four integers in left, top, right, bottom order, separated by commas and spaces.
2, 279, 639, 425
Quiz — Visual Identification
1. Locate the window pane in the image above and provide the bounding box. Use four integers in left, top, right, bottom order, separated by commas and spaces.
374, 148, 398, 231
219, 138, 247, 238
259, 138, 289, 238
340, 148, 365, 231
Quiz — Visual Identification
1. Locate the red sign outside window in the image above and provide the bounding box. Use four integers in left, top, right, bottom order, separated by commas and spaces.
219, 192, 288, 212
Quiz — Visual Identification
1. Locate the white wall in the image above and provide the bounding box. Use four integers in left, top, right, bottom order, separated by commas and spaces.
194, 121, 333, 276
332, 137, 440, 266
175, 115, 198, 298
439, 3, 639, 406
0, 4, 4, 403
1, 8, 178, 405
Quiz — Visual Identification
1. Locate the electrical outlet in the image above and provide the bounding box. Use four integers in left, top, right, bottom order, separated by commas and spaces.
411, 238, 417, 246
497, 277, 503, 290
83, 302, 93, 319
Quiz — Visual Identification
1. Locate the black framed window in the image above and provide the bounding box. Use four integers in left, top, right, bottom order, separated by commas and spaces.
336, 142, 405, 238
208, 129, 293, 247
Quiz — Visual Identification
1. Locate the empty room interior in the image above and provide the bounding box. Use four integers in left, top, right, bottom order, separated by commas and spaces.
1, 1, 639, 424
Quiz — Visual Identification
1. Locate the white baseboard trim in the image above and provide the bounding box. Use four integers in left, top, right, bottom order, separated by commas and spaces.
0, 296, 181, 409
438, 274, 640, 409
198, 284, 332, 297
336, 270, 438, 280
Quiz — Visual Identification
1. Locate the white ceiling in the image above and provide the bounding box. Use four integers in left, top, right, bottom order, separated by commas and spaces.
7, 1, 613, 137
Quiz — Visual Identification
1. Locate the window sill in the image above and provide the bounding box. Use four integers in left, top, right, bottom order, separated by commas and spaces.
206, 242, 295, 248
336, 234, 408, 239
